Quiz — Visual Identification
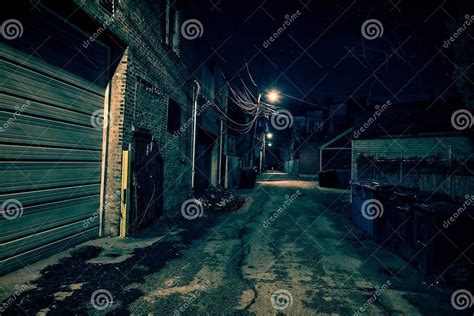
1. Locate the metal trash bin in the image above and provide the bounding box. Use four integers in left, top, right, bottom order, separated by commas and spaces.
391, 191, 452, 261
239, 168, 257, 189
336, 170, 351, 189
350, 179, 377, 229
319, 169, 338, 188
413, 201, 474, 280
361, 183, 401, 241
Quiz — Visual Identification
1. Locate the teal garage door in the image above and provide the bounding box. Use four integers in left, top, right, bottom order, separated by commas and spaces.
0, 38, 107, 274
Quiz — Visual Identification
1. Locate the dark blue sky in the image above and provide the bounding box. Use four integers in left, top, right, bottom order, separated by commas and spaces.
182, 0, 467, 111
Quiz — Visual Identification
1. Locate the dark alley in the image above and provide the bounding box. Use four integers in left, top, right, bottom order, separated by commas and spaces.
1, 0, 473, 315
0, 172, 461, 315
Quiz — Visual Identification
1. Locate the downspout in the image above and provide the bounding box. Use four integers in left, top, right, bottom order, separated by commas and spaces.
319, 147, 323, 172
99, 82, 112, 237
219, 118, 224, 186
191, 80, 201, 191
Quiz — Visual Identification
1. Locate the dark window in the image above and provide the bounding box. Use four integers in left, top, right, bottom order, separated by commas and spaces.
167, 98, 181, 134
99, 0, 114, 14
160, 0, 168, 44
169, 5, 178, 49
227, 136, 236, 154
161, 0, 180, 52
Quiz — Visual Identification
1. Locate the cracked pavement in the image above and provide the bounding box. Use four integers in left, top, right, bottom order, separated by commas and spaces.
0, 172, 458, 315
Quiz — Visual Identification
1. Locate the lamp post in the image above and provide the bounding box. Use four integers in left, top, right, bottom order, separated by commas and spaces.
257, 89, 280, 173
266, 90, 281, 103
259, 132, 274, 172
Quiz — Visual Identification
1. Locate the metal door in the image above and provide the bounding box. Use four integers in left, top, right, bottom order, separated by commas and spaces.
0, 3, 110, 275
129, 132, 164, 234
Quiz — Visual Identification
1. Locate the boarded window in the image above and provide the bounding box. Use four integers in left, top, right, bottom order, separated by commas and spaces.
167, 98, 181, 134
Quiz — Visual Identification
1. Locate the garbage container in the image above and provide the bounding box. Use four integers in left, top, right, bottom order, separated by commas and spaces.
413, 201, 474, 280
336, 170, 351, 189
239, 168, 257, 189
350, 179, 377, 229
319, 169, 338, 188
391, 191, 453, 261
361, 183, 403, 241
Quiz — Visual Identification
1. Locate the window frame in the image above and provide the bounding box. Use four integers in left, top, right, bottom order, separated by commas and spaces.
161, 0, 180, 53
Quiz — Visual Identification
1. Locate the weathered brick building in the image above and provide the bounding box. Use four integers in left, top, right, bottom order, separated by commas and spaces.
0, 0, 229, 274
76, 0, 196, 236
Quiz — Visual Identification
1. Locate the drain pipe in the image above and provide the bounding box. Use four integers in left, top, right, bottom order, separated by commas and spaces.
191, 80, 201, 190
219, 118, 224, 186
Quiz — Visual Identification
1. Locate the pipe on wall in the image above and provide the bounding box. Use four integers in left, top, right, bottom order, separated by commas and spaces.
191, 80, 201, 191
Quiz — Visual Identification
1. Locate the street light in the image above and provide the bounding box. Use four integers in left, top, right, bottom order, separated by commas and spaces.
268, 143, 272, 147
266, 89, 281, 103
266, 132, 273, 139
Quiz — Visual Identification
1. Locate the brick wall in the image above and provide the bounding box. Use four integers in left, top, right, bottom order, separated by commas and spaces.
76, 0, 195, 235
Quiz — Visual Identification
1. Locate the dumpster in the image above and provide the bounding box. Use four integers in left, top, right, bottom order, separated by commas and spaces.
239, 168, 257, 189
336, 170, 351, 189
319, 169, 338, 188
391, 191, 453, 261
360, 183, 400, 240
360, 183, 420, 243
413, 201, 474, 280
350, 179, 378, 229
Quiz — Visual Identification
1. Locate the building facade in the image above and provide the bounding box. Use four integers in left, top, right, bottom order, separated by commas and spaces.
0, 0, 230, 275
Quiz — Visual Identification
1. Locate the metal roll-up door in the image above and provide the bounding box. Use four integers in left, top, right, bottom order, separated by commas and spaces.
0, 39, 107, 275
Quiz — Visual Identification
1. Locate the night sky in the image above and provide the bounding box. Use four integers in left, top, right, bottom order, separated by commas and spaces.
181, 0, 468, 113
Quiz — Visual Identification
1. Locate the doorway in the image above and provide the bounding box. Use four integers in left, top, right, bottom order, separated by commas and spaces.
129, 131, 164, 234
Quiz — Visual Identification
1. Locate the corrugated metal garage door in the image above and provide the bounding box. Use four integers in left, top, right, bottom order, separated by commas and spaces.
0, 42, 106, 275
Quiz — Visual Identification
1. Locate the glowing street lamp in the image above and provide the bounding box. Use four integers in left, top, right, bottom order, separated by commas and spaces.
266, 132, 273, 139
267, 143, 272, 147
266, 89, 281, 103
